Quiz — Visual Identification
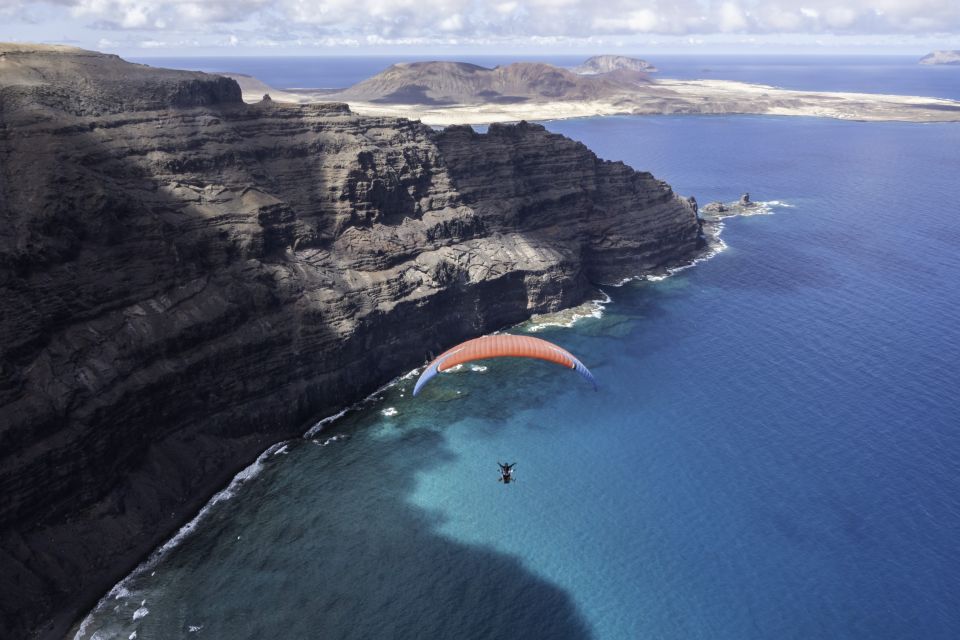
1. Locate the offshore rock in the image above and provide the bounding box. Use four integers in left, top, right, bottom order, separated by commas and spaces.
703, 201, 728, 213
701, 195, 761, 222
0, 45, 701, 639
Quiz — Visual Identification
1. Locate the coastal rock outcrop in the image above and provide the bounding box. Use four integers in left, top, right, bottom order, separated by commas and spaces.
0, 45, 702, 639
703, 201, 728, 213
701, 195, 761, 221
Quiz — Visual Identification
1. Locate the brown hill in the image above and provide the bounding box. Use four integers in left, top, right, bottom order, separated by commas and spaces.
330, 60, 651, 105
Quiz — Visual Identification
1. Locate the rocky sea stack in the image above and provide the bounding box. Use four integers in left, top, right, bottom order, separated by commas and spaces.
0, 45, 702, 639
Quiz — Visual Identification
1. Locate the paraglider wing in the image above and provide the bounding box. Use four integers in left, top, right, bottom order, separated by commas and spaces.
412, 334, 597, 396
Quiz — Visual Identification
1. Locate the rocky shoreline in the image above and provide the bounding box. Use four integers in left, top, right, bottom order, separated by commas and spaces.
70, 186, 768, 639
1, 45, 705, 639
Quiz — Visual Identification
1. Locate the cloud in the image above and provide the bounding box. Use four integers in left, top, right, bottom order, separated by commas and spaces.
718, 2, 749, 31
62, 0, 271, 30
4, 0, 960, 49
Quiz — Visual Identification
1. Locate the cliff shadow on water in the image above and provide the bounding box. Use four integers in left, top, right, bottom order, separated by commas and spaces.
75, 413, 594, 640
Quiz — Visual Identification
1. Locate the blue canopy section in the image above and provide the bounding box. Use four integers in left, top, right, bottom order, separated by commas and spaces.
412, 351, 458, 396
571, 357, 598, 391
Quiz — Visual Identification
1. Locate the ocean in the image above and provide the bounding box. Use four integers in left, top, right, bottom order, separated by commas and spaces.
76, 57, 960, 639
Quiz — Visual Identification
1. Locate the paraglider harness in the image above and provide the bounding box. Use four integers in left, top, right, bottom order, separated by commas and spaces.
498, 462, 516, 484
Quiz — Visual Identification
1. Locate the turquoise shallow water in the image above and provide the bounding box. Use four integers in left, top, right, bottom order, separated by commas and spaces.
77, 61, 960, 639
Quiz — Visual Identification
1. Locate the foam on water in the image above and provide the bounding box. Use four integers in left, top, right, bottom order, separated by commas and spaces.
314, 434, 349, 447
600, 200, 786, 288
209, 442, 288, 506
303, 406, 353, 438
525, 291, 611, 331
73, 441, 289, 639
634, 200, 793, 284
304, 367, 425, 438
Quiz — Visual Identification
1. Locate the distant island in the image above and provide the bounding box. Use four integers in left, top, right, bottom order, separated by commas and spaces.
919, 50, 960, 65
226, 56, 960, 125
571, 54, 658, 74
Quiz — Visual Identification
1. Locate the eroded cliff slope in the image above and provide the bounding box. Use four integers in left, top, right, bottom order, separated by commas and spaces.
0, 45, 701, 639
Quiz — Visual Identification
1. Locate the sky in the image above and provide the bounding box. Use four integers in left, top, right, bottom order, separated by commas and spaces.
2, 0, 959, 56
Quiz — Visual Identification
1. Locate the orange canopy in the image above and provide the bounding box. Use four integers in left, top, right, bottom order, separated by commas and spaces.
412, 334, 597, 396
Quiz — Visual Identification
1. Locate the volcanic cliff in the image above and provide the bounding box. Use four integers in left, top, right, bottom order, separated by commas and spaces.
0, 45, 702, 639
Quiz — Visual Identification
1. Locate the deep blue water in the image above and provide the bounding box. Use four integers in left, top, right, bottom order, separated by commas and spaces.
77, 61, 960, 639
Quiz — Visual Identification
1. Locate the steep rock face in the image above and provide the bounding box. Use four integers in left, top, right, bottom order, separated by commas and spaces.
436, 123, 697, 281
0, 47, 700, 640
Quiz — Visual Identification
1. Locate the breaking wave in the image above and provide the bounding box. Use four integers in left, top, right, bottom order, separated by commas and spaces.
73, 440, 290, 639
525, 290, 612, 332
609, 198, 790, 286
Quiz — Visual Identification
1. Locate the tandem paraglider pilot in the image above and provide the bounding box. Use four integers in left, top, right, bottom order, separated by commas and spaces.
412, 334, 597, 491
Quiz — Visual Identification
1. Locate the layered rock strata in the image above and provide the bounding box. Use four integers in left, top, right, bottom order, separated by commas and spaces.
0, 45, 701, 639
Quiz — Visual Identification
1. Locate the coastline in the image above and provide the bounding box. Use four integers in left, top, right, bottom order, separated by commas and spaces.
2, 47, 710, 639
68, 195, 777, 639
236, 78, 960, 125
70, 374, 408, 639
